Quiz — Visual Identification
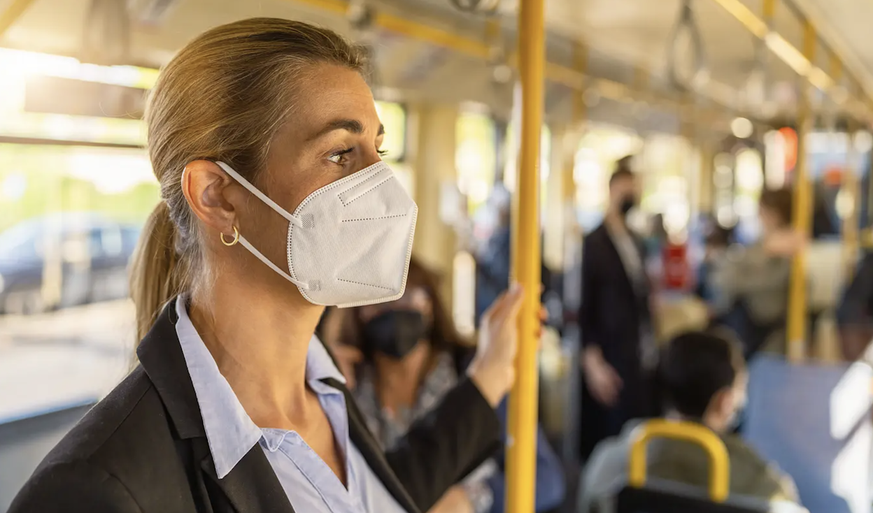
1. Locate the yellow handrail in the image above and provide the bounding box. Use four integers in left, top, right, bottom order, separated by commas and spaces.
504, 0, 545, 508
284, 0, 748, 124
628, 419, 730, 503
786, 19, 816, 362
709, 0, 871, 121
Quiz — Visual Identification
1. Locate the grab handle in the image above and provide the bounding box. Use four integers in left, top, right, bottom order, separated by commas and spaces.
628, 419, 730, 502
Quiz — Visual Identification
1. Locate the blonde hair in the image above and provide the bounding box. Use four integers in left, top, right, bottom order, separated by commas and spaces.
130, 18, 365, 340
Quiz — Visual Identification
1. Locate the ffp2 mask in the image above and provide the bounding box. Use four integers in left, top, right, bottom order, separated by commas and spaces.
216, 161, 418, 308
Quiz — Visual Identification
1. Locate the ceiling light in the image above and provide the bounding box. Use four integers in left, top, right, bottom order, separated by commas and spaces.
731, 117, 754, 138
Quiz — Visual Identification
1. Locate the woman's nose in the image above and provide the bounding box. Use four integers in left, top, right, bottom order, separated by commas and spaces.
360, 148, 383, 168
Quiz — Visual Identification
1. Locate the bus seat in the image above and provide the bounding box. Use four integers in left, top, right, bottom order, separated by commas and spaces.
611, 419, 799, 513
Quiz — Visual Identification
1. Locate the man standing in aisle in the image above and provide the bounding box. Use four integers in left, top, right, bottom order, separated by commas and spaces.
578, 156, 658, 460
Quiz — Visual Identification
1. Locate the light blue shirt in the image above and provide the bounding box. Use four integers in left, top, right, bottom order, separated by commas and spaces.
174, 297, 406, 513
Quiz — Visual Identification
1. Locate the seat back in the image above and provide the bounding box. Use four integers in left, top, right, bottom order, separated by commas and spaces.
628, 419, 729, 502
616, 419, 770, 513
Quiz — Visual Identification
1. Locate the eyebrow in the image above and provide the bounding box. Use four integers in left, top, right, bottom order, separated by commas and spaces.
308, 119, 385, 141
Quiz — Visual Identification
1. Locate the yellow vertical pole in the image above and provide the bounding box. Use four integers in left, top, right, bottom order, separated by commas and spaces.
843, 119, 860, 280
786, 20, 815, 362
505, 0, 545, 506
762, 0, 776, 26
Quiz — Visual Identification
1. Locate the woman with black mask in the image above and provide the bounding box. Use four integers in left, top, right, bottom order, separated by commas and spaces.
322, 258, 566, 513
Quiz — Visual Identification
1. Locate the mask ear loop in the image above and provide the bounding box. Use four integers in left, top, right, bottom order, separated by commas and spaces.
215, 161, 304, 228
236, 235, 310, 290
212, 161, 309, 290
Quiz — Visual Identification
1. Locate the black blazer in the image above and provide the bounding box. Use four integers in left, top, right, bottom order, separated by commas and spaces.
10, 298, 501, 513
578, 224, 655, 459
579, 223, 651, 369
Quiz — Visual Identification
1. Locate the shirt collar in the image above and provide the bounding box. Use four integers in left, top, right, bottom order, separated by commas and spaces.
174, 295, 345, 478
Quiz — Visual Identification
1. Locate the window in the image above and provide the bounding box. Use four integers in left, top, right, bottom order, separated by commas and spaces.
456, 110, 497, 214
374, 101, 407, 162
0, 49, 159, 430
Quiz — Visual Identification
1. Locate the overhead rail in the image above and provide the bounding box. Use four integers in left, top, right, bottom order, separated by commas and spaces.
286, 0, 765, 126
709, 0, 872, 121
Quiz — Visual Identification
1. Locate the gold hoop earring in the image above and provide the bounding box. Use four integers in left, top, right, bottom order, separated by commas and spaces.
220, 226, 239, 247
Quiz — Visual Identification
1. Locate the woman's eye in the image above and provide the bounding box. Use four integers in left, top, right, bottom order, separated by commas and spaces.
377, 149, 389, 157
328, 148, 353, 165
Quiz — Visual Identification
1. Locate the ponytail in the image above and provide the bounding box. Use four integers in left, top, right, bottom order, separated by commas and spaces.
130, 202, 189, 342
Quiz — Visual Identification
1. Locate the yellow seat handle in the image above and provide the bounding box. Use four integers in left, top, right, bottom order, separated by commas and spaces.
628, 419, 730, 502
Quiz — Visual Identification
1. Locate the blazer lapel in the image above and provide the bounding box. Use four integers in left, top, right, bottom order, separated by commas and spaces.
322, 377, 421, 513
199, 441, 296, 513
138, 298, 295, 513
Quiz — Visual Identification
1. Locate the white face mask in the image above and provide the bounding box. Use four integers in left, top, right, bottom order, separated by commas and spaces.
216, 161, 418, 308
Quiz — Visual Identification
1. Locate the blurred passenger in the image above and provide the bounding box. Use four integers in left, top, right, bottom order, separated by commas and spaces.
836, 251, 873, 360
694, 223, 732, 306
579, 331, 800, 512
475, 186, 512, 325
325, 258, 566, 513
473, 186, 553, 327
645, 213, 669, 256
579, 156, 657, 460
812, 183, 838, 239
707, 188, 802, 357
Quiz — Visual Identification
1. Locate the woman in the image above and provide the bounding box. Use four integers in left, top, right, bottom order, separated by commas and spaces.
324, 258, 566, 513
10, 18, 524, 513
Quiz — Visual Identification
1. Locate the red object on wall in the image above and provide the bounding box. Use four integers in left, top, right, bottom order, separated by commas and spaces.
663, 243, 689, 290
824, 165, 844, 186
779, 127, 798, 173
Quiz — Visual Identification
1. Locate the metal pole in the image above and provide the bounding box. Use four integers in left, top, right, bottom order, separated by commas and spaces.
505, 0, 545, 506
786, 20, 815, 362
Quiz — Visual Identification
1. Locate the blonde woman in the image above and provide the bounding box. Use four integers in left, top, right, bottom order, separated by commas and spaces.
10, 18, 525, 513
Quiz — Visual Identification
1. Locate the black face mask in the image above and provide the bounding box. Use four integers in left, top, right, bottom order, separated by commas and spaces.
620, 195, 636, 216
361, 310, 428, 359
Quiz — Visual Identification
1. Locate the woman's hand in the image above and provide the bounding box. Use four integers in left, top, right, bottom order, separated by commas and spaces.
467, 285, 525, 408
427, 486, 474, 513
582, 346, 623, 407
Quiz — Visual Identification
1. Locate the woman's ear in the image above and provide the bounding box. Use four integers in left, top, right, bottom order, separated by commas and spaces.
180, 160, 241, 237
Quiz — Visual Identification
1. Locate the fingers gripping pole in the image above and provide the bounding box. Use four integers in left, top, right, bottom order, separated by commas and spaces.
505, 0, 545, 508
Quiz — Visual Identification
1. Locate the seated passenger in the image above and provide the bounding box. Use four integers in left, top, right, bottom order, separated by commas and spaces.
707, 188, 801, 357
579, 331, 799, 512
323, 257, 566, 513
